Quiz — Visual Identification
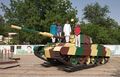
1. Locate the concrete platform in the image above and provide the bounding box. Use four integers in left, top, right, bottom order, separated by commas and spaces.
0, 55, 120, 77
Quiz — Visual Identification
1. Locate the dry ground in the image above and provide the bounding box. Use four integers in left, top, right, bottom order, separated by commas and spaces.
0, 55, 120, 77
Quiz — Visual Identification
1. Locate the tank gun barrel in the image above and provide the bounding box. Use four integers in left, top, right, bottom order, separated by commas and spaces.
11, 25, 64, 39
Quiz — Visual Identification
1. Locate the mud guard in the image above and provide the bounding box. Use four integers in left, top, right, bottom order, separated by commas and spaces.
34, 46, 47, 61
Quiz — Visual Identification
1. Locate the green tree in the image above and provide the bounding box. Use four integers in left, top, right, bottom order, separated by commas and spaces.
81, 23, 112, 44
83, 2, 119, 28
82, 2, 120, 44
1, 0, 77, 44
0, 15, 5, 35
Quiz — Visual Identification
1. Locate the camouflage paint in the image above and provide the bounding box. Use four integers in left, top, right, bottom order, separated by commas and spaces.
67, 46, 76, 55
75, 45, 84, 55
83, 44, 91, 56
80, 34, 84, 44
53, 46, 62, 51
90, 44, 98, 56
97, 45, 103, 56
44, 47, 53, 58
60, 47, 69, 55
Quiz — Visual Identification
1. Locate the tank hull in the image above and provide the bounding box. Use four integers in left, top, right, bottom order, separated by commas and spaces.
34, 43, 110, 67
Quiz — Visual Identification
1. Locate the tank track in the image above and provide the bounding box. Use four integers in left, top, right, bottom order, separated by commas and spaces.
64, 64, 97, 72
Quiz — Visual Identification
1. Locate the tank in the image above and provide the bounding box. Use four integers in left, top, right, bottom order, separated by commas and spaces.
11, 25, 111, 71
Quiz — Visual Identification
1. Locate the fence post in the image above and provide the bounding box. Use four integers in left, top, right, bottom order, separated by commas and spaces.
0, 49, 3, 59
10, 46, 14, 58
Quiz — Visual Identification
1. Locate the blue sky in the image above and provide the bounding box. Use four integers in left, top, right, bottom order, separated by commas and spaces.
71, 0, 120, 24
0, 0, 120, 24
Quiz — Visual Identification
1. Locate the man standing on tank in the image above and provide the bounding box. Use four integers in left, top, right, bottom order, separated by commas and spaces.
74, 22, 81, 47
57, 22, 62, 42
50, 22, 57, 43
63, 20, 71, 43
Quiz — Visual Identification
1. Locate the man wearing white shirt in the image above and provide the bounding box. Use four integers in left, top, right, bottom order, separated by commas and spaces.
63, 20, 71, 42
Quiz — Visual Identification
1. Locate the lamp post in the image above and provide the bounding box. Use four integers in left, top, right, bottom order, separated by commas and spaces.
71, 18, 75, 34
71, 18, 74, 22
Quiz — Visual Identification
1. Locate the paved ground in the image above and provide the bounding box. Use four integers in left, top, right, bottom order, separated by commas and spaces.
0, 55, 120, 77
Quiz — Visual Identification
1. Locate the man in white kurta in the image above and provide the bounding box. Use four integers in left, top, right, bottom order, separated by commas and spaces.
63, 21, 71, 42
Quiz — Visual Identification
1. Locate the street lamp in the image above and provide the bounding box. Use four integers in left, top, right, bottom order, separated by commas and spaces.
71, 18, 74, 22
